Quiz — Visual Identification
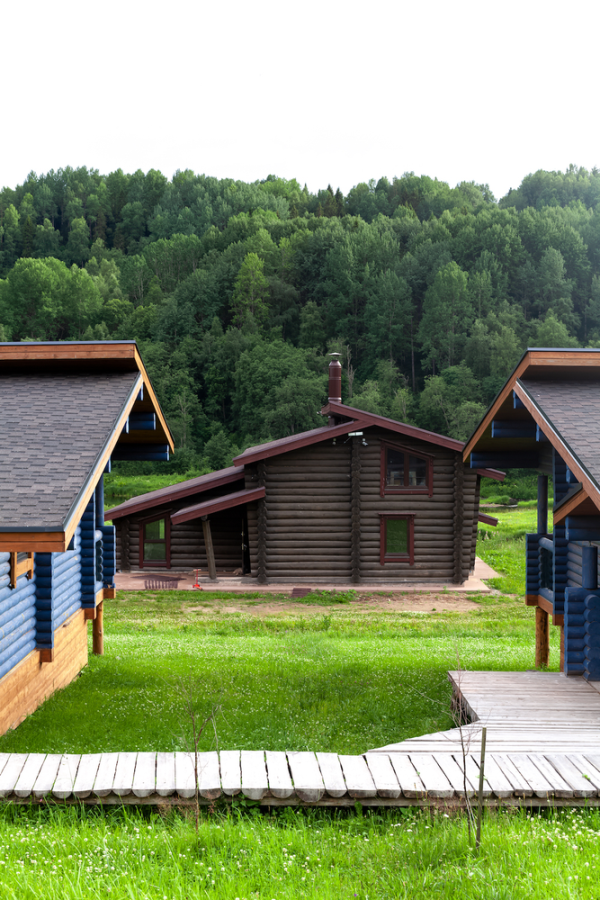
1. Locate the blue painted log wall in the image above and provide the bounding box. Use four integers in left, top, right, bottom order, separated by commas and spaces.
0, 553, 37, 680
35, 525, 83, 650
553, 451, 569, 619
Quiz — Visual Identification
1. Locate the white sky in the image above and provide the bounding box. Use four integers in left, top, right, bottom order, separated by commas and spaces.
3, 0, 599, 200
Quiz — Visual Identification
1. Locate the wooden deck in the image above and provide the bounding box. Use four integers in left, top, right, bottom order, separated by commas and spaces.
3, 672, 600, 808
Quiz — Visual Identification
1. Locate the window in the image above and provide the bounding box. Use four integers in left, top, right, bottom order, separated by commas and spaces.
380, 443, 432, 497
140, 516, 170, 568
379, 515, 415, 565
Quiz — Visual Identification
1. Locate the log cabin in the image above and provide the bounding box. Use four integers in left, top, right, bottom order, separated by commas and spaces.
0, 341, 173, 735
464, 348, 600, 680
107, 357, 503, 586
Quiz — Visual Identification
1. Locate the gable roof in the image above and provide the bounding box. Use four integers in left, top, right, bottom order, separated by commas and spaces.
463, 348, 600, 518
0, 342, 172, 552
106, 465, 245, 520
233, 401, 468, 466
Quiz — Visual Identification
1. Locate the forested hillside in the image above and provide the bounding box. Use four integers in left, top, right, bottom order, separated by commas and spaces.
1, 165, 599, 472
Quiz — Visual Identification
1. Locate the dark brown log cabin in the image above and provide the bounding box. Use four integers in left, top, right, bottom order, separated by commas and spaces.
107, 359, 503, 584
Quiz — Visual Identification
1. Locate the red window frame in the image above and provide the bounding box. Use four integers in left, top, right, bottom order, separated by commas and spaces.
139, 514, 171, 569
380, 441, 433, 498
379, 514, 415, 566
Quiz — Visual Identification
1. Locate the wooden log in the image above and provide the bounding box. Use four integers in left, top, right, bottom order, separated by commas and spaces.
201, 518, 217, 581
93, 602, 104, 656
535, 607, 550, 668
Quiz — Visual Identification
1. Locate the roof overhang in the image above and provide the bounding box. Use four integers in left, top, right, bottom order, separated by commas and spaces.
463, 348, 600, 522
171, 486, 266, 524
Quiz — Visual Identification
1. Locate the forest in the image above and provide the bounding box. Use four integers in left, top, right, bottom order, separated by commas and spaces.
1, 164, 600, 473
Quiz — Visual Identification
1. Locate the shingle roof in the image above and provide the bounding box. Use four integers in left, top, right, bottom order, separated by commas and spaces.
0, 371, 139, 531
106, 465, 245, 520
520, 378, 600, 490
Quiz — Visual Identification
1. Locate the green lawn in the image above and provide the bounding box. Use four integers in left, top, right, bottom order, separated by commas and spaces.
0, 804, 598, 899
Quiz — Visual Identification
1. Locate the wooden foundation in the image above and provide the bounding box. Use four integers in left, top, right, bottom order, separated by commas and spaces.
535, 607, 550, 668
93, 601, 104, 656
0, 610, 88, 737
560, 625, 565, 673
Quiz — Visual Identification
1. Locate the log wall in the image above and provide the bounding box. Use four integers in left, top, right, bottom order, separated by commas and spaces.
114, 486, 245, 572
0, 608, 87, 736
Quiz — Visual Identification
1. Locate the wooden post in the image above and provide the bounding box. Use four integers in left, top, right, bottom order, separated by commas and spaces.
537, 475, 548, 536
560, 625, 565, 673
201, 517, 217, 581
535, 606, 550, 668
475, 726, 487, 851
93, 601, 104, 656
453, 456, 465, 584
351, 437, 361, 584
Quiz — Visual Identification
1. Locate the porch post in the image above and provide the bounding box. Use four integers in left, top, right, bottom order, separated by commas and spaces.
537, 474, 548, 536
201, 516, 218, 581
535, 606, 550, 667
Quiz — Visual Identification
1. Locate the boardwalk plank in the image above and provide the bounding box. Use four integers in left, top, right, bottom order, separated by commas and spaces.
0, 754, 28, 797
220, 750, 241, 796
241, 750, 268, 800
493, 754, 533, 797
14, 755, 46, 798
33, 755, 62, 798
198, 752, 221, 800
133, 752, 157, 798
545, 755, 597, 798
463, 755, 492, 797
156, 752, 176, 797
364, 754, 400, 799
175, 752, 195, 799
53, 755, 81, 799
73, 754, 102, 799
0, 755, 10, 780
528, 755, 573, 798
316, 753, 346, 798
112, 753, 138, 797
432, 754, 475, 796
509, 754, 553, 797
409, 754, 454, 798
93, 753, 119, 797
388, 755, 425, 798
287, 752, 324, 802
266, 751, 294, 799
339, 755, 376, 799
478, 755, 514, 798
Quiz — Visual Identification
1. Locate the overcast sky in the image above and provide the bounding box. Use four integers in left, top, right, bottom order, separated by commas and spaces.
3, 0, 598, 200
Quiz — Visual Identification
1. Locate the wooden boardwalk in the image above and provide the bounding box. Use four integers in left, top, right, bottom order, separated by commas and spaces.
3, 672, 600, 808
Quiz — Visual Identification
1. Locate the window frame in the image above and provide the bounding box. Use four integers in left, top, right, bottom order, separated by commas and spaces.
139, 514, 171, 569
380, 441, 433, 498
379, 514, 415, 566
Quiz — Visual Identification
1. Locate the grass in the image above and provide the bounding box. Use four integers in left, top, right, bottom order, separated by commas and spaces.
0, 804, 599, 899
477, 503, 543, 595
104, 470, 209, 510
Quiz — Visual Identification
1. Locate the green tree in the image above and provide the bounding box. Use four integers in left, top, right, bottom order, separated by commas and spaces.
532, 312, 579, 348
418, 262, 473, 371
230, 253, 270, 328
299, 301, 325, 349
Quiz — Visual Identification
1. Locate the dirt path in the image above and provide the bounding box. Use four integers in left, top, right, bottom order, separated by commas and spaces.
184, 591, 481, 616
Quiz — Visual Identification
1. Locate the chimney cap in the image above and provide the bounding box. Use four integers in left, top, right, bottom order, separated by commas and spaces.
328, 351, 341, 357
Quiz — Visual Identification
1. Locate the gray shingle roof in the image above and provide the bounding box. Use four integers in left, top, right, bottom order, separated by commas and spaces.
520, 378, 600, 489
0, 371, 139, 531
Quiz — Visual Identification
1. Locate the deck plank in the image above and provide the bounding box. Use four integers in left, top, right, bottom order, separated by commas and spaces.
316, 752, 347, 798
545, 755, 597, 798
14, 754, 46, 798
93, 753, 119, 797
266, 751, 294, 799
339, 755, 377, 799
388, 755, 425, 798
364, 754, 400, 799
528, 755, 573, 798
409, 754, 454, 798
33, 754, 62, 798
492, 754, 533, 797
53, 755, 81, 799
156, 752, 176, 796
198, 752, 221, 800
0, 754, 28, 797
174, 752, 195, 799
220, 750, 241, 796
287, 752, 324, 802
133, 752, 157, 798
431, 754, 475, 796
241, 750, 268, 801
73, 753, 102, 799
112, 752, 138, 797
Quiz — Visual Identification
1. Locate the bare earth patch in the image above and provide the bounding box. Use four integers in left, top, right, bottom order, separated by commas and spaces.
184, 592, 479, 616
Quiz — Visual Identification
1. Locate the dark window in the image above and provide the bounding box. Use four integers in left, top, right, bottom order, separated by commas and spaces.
379, 515, 415, 565
140, 517, 170, 568
380, 443, 432, 496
